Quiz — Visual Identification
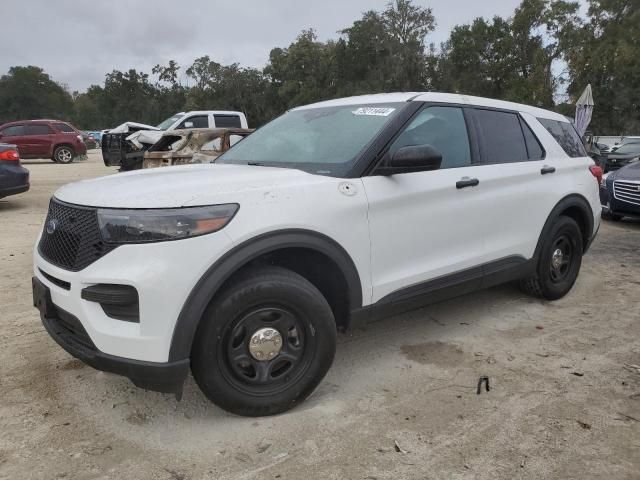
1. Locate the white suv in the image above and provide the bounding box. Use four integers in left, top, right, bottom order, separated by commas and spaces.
33, 93, 602, 416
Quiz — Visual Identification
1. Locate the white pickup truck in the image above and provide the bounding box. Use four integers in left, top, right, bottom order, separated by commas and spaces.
102, 110, 248, 170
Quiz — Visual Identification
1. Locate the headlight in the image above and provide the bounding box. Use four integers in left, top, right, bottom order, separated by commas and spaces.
97, 204, 238, 244
77, 135, 83, 141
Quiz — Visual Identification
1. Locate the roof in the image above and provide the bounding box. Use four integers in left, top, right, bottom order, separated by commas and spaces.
293, 92, 567, 122
181, 110, 246, 116
0, 119, 71, 126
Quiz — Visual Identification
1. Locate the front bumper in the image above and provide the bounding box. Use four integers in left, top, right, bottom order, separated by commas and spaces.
600, 182, 640, 218
33, 225, 233, 363
33, 276, 190, 395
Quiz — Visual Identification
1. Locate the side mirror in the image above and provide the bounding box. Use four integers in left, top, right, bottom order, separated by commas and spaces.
183, 121, 194, 128
379, 145, 442, 175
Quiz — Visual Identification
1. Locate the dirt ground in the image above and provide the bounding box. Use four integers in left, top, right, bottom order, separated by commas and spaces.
1, 152, 639, 480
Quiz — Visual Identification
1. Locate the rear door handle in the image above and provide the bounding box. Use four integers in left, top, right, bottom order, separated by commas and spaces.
541, 165, 556, 175
456, 177, 480, 189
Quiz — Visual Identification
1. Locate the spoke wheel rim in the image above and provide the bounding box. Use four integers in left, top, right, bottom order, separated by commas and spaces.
58, 148, 72, 162
219, 306, 314, 395
549, 234, 573, 283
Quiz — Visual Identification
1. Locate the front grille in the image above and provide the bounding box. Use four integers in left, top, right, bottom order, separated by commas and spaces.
38, 198, 116, 271
613, 180, 640, 206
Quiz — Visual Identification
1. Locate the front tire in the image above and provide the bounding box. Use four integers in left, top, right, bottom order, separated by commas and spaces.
520, 216, 583, 300
191, 266, 337, 416
52, 146, 74, 164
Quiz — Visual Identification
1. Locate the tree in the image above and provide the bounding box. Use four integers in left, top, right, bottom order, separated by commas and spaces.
0, 66, 73, 123
561, 0, 640, 134
265, 30, 338, 109
435, 1, 579, 108
152, 60, 187, 120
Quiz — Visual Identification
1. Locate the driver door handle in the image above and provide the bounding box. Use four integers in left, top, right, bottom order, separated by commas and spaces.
541, 165, 556, 175
456, 177, 480, 189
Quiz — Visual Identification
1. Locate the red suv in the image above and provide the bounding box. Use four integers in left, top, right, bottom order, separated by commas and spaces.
0, 120, 87, 163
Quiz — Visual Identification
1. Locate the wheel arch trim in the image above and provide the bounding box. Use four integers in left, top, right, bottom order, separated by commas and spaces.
168, 229, 363, 361
534, 193, 595, 258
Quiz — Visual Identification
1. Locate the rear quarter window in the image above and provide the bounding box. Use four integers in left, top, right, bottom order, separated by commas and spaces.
53, 122, 76, 133
537, 118, 587, 158
214, 115, 242, 128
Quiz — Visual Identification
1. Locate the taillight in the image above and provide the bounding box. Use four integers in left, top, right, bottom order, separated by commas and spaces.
589, 165, 603, 186
0, 149, 19, 161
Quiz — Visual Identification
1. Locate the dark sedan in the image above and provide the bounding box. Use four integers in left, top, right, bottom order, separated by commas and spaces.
0, 144, 29, 199
600, 160, 640, 220
602, 142, 640, 172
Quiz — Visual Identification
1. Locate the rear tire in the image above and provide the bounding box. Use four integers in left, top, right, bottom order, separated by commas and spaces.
52, 146, 74, 164
191, 266, 336, 416
519, 216, 583, 300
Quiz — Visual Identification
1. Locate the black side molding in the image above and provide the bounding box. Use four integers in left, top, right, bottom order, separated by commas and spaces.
351, 256, 532, 328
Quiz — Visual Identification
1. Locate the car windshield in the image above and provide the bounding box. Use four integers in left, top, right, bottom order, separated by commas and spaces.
216, 103, 404, 177
613, 143, 640, 155
157, 114, 184, 130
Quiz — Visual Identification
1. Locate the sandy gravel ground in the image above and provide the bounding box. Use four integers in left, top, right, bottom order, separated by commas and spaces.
1, 152, 639, 479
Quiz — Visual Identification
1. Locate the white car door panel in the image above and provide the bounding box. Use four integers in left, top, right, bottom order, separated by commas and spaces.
364, 167, 486, 302
363, 105, 486, 303
466, 109, 569, 264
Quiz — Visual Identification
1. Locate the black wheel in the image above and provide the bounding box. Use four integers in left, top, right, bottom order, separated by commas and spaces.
52, 146, 74, 164
520, 216, 583, 300
191, 266, 336, 416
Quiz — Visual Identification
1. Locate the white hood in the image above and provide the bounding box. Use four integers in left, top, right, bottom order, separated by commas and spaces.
54, 164, 333, 209
108, 122, 160, 134
126, 130, 163, 148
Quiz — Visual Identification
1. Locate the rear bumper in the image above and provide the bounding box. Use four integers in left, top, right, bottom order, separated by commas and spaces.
0, 163, 29, 198
34, 276, 189, 395
0, 183, 29, 198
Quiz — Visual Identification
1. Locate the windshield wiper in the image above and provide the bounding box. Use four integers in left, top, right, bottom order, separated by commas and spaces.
247, 162, 266, 166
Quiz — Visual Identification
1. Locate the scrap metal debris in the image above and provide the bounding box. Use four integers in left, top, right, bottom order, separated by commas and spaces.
476, 376, 490, 394
143, 128, 253, 169
393, 440, 408, 454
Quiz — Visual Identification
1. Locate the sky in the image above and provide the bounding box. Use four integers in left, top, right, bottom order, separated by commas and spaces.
2, 0, 528, 92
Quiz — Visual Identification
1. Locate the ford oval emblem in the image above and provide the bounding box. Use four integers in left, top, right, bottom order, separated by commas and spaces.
46, 219, 58, 235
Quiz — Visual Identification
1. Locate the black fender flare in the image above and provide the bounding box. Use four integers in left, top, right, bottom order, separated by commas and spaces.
533, 193, 595, 260
169, 229, 363, 361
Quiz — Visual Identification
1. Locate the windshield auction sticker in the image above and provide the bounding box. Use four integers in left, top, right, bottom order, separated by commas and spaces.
352, 107, 396, 117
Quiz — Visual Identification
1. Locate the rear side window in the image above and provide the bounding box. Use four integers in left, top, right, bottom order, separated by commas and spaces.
25, 125, 52, 135
474, 109, 528, 163
178, 115, 208, 129
1, 125, 24, 136
214, 114, 242, 128
53, 122, 75, 133
537, 118, 587, 158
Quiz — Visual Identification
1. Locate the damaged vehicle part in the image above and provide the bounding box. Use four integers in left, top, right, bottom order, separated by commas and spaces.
142, 128, 254, 169
101, 111, 248, 171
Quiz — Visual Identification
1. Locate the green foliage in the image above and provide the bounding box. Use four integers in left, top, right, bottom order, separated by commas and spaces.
0, 0, 637, 134
0, 66, 73, 124
562, 0, 640, 134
